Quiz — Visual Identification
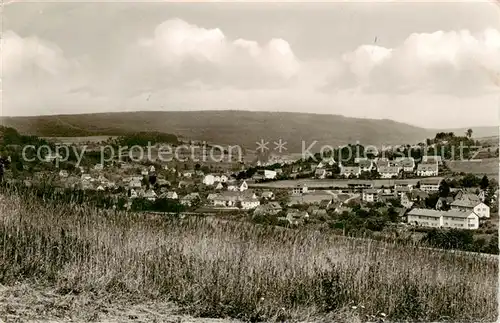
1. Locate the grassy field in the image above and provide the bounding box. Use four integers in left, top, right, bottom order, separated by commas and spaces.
447, 158, 498, 180
0, 191, 497, 322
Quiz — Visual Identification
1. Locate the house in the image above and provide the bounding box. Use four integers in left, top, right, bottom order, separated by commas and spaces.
359, 159, 375, 172
435, 197, 454, 210
262, 170, 277, 180
362, 189, 379, 203
314, 168, 327, 179
129, 179, 142, 189
59, 170, 69, 178
292, 183, 308, 195
149, 165, 156, 173
340, 166, 361, 178
454, 190, 481, 203
407, 208, 479, 229
419, 178, 442, 193
253, 202, 282, 216
215, 182, 224, 190
156, 179, 171, 187
280, 211, 309, 226
94, 163, 104, 171
141, 169, 149, 176
450, 199, 490, 218
378, 166, 401, 179
240, 195, 260, 209
421, 156, 442, 165
394, 186, 411, 197
208, 191, 259, 209
143, 189, 157, 202
354, 157, 368, 163
129, 189, 139, 199
182, 171, 193, 178
239, 180, 248, 192
227, 185, 238, 192
396, 158, 416, 172
261, 190, 275, 200
417, 163, 439, 177
308, 206, 328, 218
96, 185, 105, 191
203, 174, 215, 186
163, 191, 178, 200
180, 193, 200, 206
400, 193, 414, 209
394, 180, 414, 190
410, 189, 429, 202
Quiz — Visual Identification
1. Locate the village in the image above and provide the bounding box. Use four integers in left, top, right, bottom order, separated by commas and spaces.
8, 134, 497, 237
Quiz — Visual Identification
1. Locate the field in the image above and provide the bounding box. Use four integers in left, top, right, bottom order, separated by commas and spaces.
447, 158, 498, 180
0, 191, 497, 322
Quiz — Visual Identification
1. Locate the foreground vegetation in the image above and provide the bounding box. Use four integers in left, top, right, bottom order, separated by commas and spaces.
0, 190, 497, 322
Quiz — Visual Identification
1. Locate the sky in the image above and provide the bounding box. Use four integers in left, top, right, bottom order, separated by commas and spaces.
2, 0, 500, 128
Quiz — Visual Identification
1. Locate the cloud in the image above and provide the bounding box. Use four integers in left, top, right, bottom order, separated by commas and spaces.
1, 30, 70, 78
132, 18, 301, 89
333, 28, 500, 95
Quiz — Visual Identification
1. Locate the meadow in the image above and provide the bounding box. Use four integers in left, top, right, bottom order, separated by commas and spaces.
0, 189, 497, 322
447, 158, 499, 180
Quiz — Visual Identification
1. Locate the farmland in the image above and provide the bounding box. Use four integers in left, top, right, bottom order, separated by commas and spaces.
447, 158, 498, 180
0, 190, 497, 322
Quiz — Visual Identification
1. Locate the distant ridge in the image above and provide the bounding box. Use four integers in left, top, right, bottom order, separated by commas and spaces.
1, 111, 497, 152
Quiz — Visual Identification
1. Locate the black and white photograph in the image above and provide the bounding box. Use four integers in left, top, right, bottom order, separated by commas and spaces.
0, 1, 499, 322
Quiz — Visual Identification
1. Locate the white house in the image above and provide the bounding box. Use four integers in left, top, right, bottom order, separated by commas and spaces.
263, 170, 277, 179
396, 158, 416, 172
215, 182, 224, 190
378, 166, 400, 179
203, 174, 215, 186
143, 189, 157, 202
239, 180, 248, 192
59, 170, 69, 178
292, 183, 308, 195
417, 163, 439, 177
362, 189, 379, 203
407, 208, 479, 230
315, 168, 327, 179
450, 200, 490, 218
94, 163, 104, 171
419, 178, 442, 193
149, 165, 156, 173
164, 191, 178, 200
340, 166, 361, 178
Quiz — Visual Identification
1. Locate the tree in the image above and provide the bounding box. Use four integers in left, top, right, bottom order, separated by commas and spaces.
480, 175, 489, 190
466, 129, 473, 139
438, 180, 450, 197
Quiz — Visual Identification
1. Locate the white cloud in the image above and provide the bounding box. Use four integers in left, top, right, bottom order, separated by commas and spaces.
1, 30, 69, 77
135, 19, 301, 89
336, 28, 500, 95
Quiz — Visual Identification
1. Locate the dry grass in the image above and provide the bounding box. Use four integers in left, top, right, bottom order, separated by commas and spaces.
0, 191, 497, 322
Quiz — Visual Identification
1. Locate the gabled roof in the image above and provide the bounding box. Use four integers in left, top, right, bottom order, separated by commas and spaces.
442, 210, 476, 219
378, 166, 400, 173
407, 208, 443, 218
417, 163, 438, 172
419, 178, 442, 185
450, 199, 480, 208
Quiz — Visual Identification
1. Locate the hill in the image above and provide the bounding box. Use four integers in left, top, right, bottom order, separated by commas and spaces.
1, 111, 497, 152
